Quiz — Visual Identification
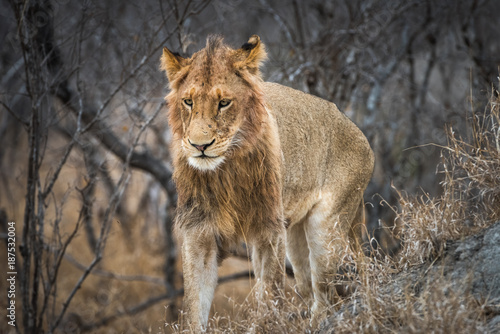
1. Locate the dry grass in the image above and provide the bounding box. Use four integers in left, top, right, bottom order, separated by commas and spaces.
165, 89, 500, 333
323, 273, 487, 334
167, 287, 314, 333
397, 88, 500, 267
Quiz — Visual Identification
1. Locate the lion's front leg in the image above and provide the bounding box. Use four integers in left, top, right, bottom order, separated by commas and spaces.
251, 230, 286, 298
181, 229, 218, 330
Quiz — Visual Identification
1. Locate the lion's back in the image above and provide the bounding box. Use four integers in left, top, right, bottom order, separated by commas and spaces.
263, 82, 374, 223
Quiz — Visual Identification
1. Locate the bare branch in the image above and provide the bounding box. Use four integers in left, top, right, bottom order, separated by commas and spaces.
0, 100, 29, 127
81, 270, 254, 331
63, 253, 165, 285
258, 0, 302, 61
50, 256, 101, 332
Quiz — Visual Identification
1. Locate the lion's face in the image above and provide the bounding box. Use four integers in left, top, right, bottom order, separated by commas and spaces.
176, 75, 246, 171
161, 36, 267, 171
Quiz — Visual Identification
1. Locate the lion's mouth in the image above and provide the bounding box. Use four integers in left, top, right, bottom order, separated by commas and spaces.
196, 153, 218, 159
187, 153, 225, 171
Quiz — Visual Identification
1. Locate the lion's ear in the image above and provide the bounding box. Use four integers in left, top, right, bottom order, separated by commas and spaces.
161, 47, 188, 83
233, 35, 267, 75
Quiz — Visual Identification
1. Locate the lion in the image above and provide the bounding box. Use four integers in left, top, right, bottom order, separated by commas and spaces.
160, 35, 374, 329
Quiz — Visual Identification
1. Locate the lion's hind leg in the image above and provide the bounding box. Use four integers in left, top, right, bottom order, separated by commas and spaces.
286, 220, 313, 303
303, 191, 363, 325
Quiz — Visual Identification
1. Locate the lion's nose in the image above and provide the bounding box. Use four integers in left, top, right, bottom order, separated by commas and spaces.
189, 139, 215, 152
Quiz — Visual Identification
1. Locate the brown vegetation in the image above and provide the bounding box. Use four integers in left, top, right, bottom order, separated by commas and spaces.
1, 0, 499, 333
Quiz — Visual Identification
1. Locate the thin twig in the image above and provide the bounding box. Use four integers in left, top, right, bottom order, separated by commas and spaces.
63, 253, 165, 285
0, 100, 29, 126
50, 256, 101, 332
81, 270, 254, 331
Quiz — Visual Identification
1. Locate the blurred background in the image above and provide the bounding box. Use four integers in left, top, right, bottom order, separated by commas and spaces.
1, 0, 499, 332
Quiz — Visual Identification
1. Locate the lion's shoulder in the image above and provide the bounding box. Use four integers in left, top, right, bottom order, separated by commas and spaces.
262, 81, 351, 138
263, 81, 374, 209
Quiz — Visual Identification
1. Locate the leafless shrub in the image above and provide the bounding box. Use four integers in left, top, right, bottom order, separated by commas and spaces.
445, 89, 500, 222
2, 1, 500, 332
396, 86, 500, 267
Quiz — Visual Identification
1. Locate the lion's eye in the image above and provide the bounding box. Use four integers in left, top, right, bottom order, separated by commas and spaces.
218, 99, 231, 109
183, 99, 193, 108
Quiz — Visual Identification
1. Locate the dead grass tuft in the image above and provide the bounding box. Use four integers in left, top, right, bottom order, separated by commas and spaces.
396, 88, 500, 267
324, 273, 487, 334
166, 288, 314, 333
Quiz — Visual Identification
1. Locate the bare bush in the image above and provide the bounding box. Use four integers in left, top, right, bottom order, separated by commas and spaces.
397, 86, 500, 267
1, 0, 500, 333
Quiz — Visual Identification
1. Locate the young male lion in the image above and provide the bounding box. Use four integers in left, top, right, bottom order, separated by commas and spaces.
160, 35, 374, 329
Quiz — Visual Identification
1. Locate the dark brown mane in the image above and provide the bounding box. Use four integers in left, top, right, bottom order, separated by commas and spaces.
165, 36, 282, 245
206, 35, 224, 57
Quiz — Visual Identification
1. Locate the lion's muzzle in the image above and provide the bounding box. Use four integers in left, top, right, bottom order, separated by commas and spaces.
189, 138, 215, 152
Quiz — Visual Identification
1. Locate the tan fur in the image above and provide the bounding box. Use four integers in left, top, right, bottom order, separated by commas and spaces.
161, 35, 374, 329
